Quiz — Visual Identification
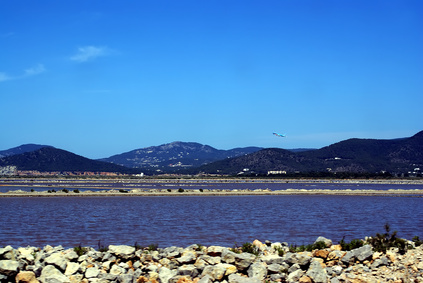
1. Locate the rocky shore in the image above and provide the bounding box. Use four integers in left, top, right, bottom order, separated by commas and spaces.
1, 237, 422, 283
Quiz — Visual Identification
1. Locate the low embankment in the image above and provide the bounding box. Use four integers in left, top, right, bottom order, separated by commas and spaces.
1, 236, 422, 283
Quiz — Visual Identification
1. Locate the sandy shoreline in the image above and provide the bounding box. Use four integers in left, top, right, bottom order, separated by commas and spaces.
1, 178, 423, 197
1, 189, 423, 197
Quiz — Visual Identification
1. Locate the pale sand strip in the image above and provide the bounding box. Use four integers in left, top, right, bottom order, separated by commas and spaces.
1, 189, 423, 197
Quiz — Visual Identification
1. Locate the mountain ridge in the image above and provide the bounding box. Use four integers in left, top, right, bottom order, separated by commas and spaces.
1, 131, 422, 175
197, 131, 423, 175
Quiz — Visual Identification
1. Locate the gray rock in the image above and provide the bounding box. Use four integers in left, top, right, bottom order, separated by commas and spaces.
340, 250, 355, 265
17, 247, 37, 264
306, 260, 328, 283
178, 264, 199, 278
354, 245, 373, 262
177, 251, 197, 264
288, 263, 301, 273
108, 245, 136, 259
198, 274, 213, 283
287, 269, 304, 283
39, 265, 70, 283
0, 246, 15, 260
221, 249, 237, 264
86, 266, 100, 278
44, 252, 67, 271
297, 253, 312, 266
206, 246, 226, 256
371, 255, 389, 269
158, 266, 178, 283
64, 262, 80, 276
270, 273, 287, 281
0, 260, 20, 277
200, 254, 221, 265
260, 254, 284, 265
201, 264, 228, 281
118, 273, 134, 283
63, 250, 79, 261
315, 236, 332, 248
247, 262, 267, 280
228, 273, 261, 283
228, 274, 261, 283
102, 251, 116, 262
234, 253, 256, 271
267, 263, 282, 274
110, 264, 125, 275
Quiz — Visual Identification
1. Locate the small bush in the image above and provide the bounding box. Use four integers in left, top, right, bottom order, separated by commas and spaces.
62, 189, 69, 193
412, 236, 422, 247
97, 240, 108, 252
30, 189, 34, 192
367, 223, 412, 254
275, 246, 284, 256
178, 188, 184, 193
289, 241, 327, 253
241, 242, 259, 256
147, 243, 158, 251
119, 189, 129, 193
167, 189, 172, 192
74, 245, 88, 256
73, 189, 80, 193
339, 237, 364, 251
199, 189, 203, 192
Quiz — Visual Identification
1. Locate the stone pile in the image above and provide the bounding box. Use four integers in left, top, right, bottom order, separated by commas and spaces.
1, 237, 422, 283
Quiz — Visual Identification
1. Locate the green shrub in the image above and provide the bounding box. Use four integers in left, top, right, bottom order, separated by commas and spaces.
178, 188, 184, 193
73, 189, 80, 193
147, 243, 158, 251
339, 237, 364, 251
289, 241, 327, 253
412, 236, 422, 247
367, 223, 412, 254
275, 246, 284, 256
97, 240, 108, 252
119, 189, 128, 193
62, 189, 69, 193
167, 189, 172, 192
241, 242, 259, 256
74, 245, 88, 256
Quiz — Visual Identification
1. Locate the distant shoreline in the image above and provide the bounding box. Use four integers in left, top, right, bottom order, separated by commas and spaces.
1, 177, 423, 197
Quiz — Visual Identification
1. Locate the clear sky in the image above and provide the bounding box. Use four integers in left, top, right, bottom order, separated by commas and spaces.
1, 1, 422, 159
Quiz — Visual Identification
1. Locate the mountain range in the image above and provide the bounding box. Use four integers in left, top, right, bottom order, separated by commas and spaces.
0, 131, 422, 176
99, 142, 263, 170
197, 131, 423, 175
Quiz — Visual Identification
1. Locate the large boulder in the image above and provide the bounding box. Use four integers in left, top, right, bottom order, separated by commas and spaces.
38, 265, 70, 283
314, 237, 332, 248
44, 252, 67, 272
306, 260, 328, 283
247, 262, 267, 280
234, 253, 256, 271
0, 260, 20, 277
108, 245, 135, 259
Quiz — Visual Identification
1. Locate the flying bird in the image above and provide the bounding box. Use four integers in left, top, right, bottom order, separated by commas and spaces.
273, 132, 286, 137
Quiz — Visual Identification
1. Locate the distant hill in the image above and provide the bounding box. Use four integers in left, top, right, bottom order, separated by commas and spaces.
0, 147, 137, 174
100, 141, 263, 171
197, 131, 423, 175
0, 144, 51, 158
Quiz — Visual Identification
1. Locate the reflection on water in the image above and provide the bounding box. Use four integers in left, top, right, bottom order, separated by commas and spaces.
0, 194, 422, 248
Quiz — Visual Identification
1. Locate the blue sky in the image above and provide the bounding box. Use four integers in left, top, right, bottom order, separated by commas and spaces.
1, 1, 422, 159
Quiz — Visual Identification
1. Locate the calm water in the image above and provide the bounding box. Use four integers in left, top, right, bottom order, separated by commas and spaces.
1, 193, 422, 249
